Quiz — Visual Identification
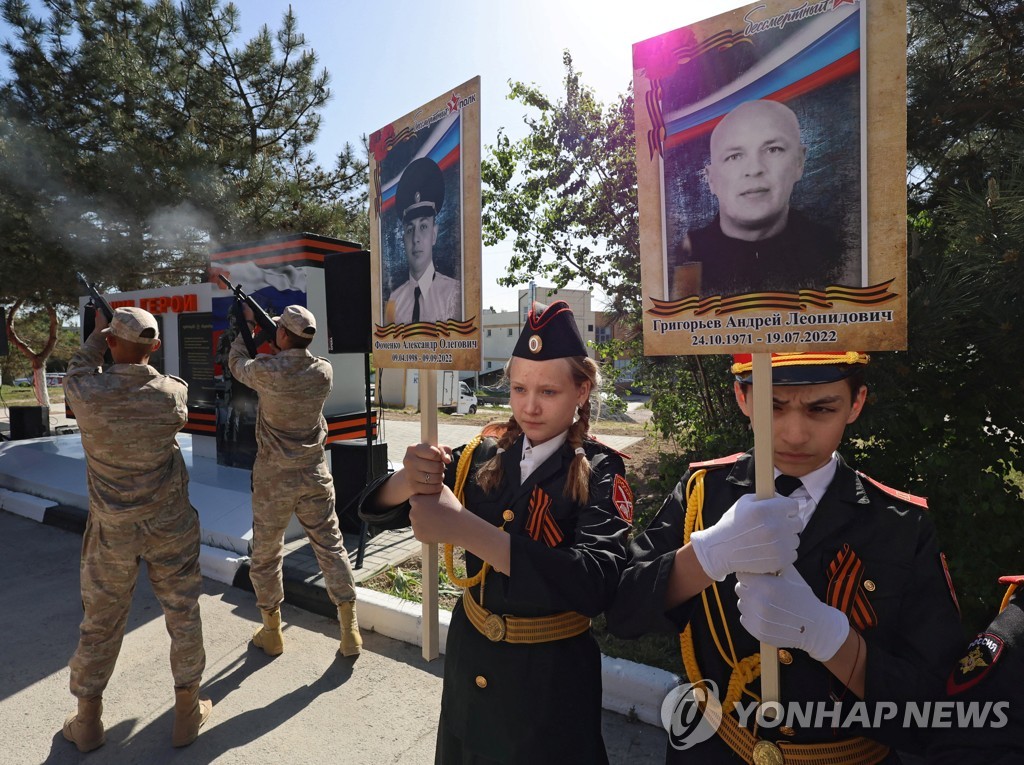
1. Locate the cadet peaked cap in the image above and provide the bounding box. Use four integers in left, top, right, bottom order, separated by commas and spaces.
396, 157, 445, 223
103, 307, 159, 345
276, 305, 317, 337
731, 352, 869, 385
512, 301, 587, 360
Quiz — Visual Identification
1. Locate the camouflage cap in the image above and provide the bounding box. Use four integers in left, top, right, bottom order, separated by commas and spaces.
276, 304, 316, 337
103, 307, 159, 345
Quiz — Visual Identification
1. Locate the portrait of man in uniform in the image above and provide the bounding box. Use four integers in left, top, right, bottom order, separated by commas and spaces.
673, 99, 845, 298
384, 157, 461, 325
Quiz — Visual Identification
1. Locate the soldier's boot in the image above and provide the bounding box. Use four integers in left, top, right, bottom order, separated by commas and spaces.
171, 683, 213, 747
252, 607, 284, 656
338, 601, 363, 657
62, 695, 105, 753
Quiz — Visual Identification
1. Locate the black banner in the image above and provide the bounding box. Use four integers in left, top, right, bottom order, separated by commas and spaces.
178, 312, 216, 408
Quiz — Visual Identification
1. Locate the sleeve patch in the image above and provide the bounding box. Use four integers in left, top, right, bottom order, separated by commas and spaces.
947, 632, 1004, 696
612, 474, 634, 524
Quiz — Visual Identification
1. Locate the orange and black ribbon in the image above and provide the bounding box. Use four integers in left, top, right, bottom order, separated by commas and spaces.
826, 543, 877, 631
525, 485, 563, 548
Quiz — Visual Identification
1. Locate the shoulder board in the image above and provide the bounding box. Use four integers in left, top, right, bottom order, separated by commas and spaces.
167, 374, 187, 386
855, 472, 928, 509
998, 574, 1024, 586
689, 452, 744, 470
584, 436, 630, 460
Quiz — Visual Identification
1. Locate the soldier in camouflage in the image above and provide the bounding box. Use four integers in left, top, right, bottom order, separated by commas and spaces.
61, 307, 212, 753
229, 303, 362, 658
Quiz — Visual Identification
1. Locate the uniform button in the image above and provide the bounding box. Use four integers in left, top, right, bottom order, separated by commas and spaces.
778, 649, 794, 665
779, 726, 797, 737
502, 510, 515, 522
475, 675, 487, 689
864, 579, 876, 592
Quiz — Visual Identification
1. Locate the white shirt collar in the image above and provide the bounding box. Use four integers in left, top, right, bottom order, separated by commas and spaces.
783, 454, 839, 506
520, 431, 568, 483
775, 454, 838, 528
411, 262, 437, 294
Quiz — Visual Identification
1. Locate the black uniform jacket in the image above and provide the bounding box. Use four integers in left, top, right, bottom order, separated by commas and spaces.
678, 208, 845, 298
360, 435, 632, 764
606, 451, 964, 763
927, 590, 1024, 765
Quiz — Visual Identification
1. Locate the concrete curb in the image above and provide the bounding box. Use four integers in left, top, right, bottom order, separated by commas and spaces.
7, 486, 680, 729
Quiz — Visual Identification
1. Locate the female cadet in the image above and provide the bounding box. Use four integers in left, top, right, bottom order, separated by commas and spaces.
359, 301, 633, 764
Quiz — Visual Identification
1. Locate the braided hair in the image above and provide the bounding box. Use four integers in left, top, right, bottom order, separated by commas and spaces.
476, 355, 601, 504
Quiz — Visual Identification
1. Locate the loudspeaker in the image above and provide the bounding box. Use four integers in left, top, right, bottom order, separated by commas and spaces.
330, 441, 389, 533
324, 250, 372, 354
10, 406, 50, 439
0, 306, 7, 356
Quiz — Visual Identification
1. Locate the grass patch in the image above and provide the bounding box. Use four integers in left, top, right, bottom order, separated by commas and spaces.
361, 545, 683, 674
0, 384, 64, 406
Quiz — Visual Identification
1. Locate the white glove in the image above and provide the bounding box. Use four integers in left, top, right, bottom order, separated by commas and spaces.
735, 565, 850, 662
689, 494, 801, 581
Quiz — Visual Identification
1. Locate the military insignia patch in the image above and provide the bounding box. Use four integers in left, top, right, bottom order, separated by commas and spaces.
612, 474, 634, 524
947, 632, 1004, 695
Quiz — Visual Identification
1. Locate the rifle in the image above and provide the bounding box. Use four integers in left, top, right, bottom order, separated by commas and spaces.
217, 274, 278, 355
76, 272, 115, 322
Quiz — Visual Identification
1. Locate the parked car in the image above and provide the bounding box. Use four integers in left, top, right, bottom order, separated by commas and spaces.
13, 377, 32, 387
46, 373, 66, 386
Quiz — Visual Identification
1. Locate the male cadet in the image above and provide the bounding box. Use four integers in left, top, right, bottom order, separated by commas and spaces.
608, 352, 963, 764
62, 307, 211, 752
229, 303, 362, 658
384, 156, 461, 325
673, 100, 845, 298
927, 574, 1024, 765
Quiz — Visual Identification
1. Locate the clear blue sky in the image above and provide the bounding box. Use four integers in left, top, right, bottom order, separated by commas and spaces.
237, 0, 743, 310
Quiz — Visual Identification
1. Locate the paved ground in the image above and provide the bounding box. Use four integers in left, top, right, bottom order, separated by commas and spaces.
0, 403, 665, 763
0, 511, 667, 765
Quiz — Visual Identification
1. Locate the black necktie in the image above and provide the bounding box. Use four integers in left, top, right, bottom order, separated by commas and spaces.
412, 286, 421, 323
775, 474, 803, 497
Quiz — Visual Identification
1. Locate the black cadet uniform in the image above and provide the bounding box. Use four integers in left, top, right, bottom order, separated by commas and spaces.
927, 576, 1024, 765
607, 451, 964, 763
359, 300, 633, 764
609, 352, 965, 763
360, 435, 631, 764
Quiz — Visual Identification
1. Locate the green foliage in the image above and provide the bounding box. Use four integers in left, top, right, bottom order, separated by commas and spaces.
851, 168, 1024, 633
0, 0, 367, 384
0, 0, 367, 305
482, 51, 639, 318
486, 53, 745, 463
381, 562, 463, 605
485, 5, 1024, 634
1, 308, 79, 384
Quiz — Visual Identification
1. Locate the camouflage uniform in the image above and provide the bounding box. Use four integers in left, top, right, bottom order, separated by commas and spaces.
228, 333, 355, 611
63, 331, 205, 699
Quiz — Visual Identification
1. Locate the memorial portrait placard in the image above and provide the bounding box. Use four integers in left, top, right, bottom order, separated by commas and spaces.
634, 0, 907, 355
368, 76, 482, 371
